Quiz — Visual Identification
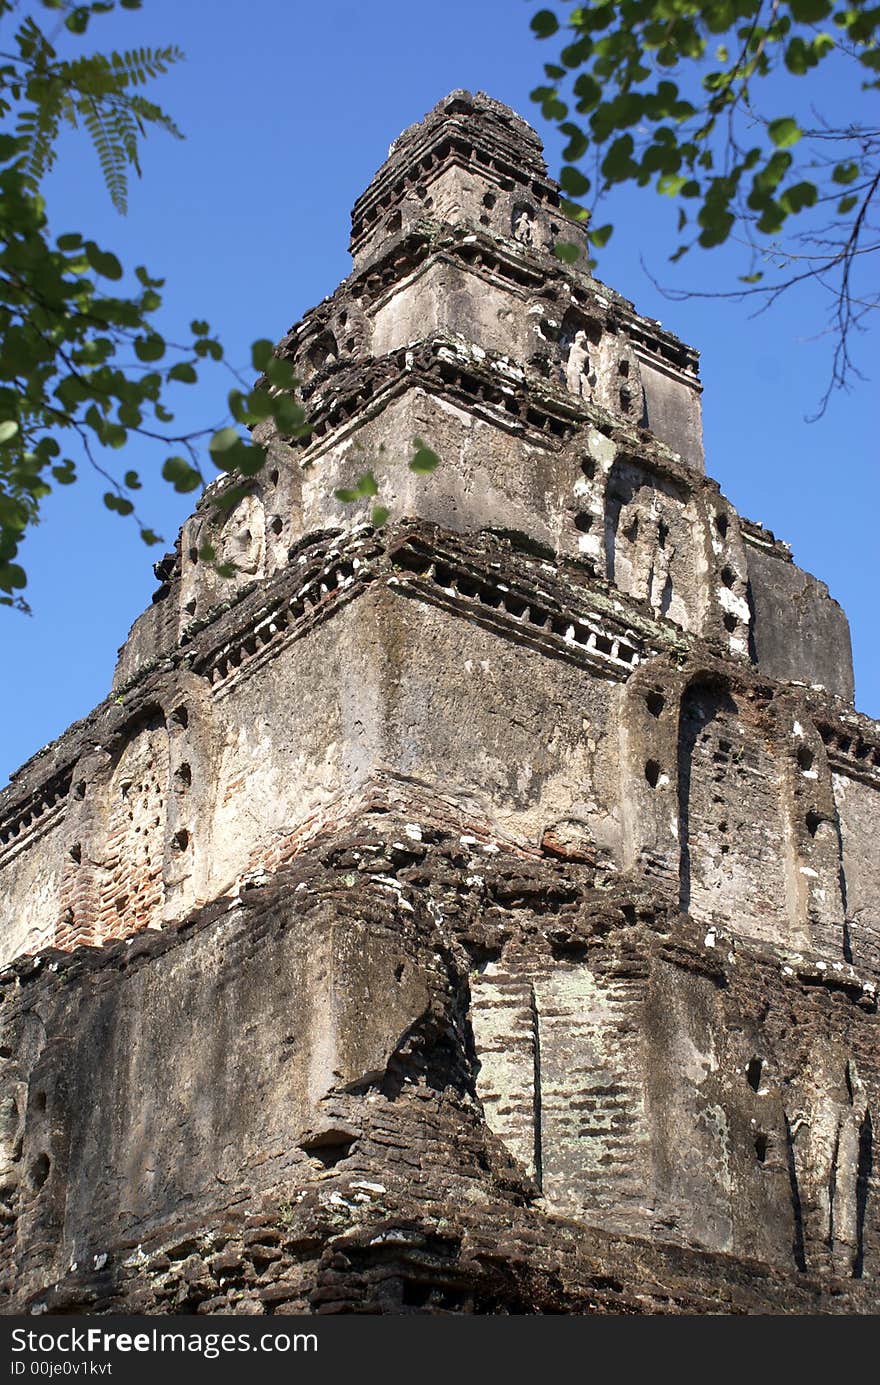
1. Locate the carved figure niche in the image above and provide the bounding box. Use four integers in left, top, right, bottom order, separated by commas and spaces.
511, 202, 535, 246
678, 681, 790, 945
604, 459, 696, 629
216, 492, 265, 580
96, 715, 170, 943
181, 494, 266, 623
792, 1050, 873, 1279
299, 329, 338, 384
559, 310, 600, 401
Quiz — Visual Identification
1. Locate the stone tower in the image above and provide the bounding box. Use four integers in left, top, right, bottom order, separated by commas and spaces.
0, 92, 877, 1315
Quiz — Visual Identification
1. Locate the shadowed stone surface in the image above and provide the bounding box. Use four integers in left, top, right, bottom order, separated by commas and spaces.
0, 91, 877, 1315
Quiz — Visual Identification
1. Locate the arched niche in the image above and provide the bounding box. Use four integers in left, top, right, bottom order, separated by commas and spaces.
306, 329, 338, 374
511, 201, 536, 246
558, 309, 601, 401
95, 712, 170, 943
180, 492, 266, 624
216, 491, 265, 579
677, 678, 791, 946
604, 458, 700, 631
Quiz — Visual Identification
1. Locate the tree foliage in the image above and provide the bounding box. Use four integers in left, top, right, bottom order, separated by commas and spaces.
529, 1, 880, 407
0, 0, 309, 610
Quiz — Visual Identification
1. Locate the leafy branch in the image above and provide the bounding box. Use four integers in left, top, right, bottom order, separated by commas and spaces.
529, 0, 880, 408
0, 1, 313, 609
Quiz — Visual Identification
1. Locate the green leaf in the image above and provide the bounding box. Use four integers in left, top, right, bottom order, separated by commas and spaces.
0, 421, 19, 444
768, 118, 802, 149
0, 563, 26, 592
65, 8, 90, 34
789, 0, 832, 19
371, 505, 390, 527
601, 133, 636, 183
84, 242, 123, 281
265, 356, 298, 388
245, 388, 275, 421
409, 439, 440, 474
560, 197, 590, 222
251, 339, 274, 371
589, 224, 613, 248
134, 334, 166, 362
103, 492, 134, 516
168, 362, 197, 384
124, 470, 142, 490
209, 426, 244, 459
335, 470, 381, 502
837, 194, 858, 214
208, 427, 266, 476
553, 241, 581, 264
190, 319, 210, 336
194, 338, 224, 361
560, 166, 591, 197
560, 123, 589, 162
162, 457, 203, 493
531, 9, 559, 38
573, 73, 601, 110
542, 96, 569, 122
780, 180, 818, 214
359, 470, 379, 496
756, 201, 786, 235
832, 162, 859, 185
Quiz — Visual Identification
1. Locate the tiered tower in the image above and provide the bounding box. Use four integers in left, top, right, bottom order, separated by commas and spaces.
0, 93, 877, 1314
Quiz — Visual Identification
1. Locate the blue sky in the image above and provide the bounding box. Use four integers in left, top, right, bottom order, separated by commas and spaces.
1, 0, 877, 784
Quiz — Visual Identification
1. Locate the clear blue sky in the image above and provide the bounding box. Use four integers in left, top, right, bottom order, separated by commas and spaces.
1, 0, 877, 785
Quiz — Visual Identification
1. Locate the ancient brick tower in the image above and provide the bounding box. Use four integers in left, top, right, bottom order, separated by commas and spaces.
1, 92, 878, 1315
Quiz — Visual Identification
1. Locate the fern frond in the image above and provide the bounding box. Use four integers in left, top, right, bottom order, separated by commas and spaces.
109, 104, 141, 179
107, 46, 185, 88
10, 30, 184, 214
80, 98, 128, 214
16, 76, 64, 190
125, 93, 183, 141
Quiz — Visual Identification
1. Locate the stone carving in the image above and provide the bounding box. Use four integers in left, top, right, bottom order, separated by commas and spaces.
513, 206, 534, 245
565, 328, 594, 400
605, 463, 698, 629
792, 1050, 874, 1278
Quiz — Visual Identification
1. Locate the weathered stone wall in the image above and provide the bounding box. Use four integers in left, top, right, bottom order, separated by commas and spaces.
0, 90, 877, 1316
1, 816, 877, 1314
746, 535, 854, 702
1, 519, 877, 973
678, 680, 792, 946
833, 771, 880, 972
